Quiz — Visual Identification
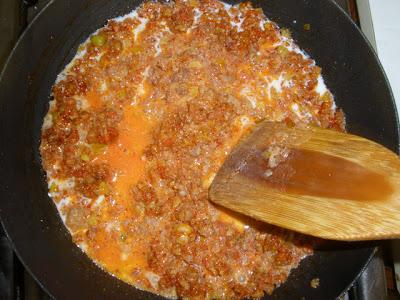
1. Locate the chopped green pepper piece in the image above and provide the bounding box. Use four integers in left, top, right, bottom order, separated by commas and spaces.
90, 143, 108, 155
97, 181, 109, 195
88, 215, 97, 226
280, 28, 291, 38
49, 182, 59, 193
80, 153, 90, 162
90, 34, 107, 47
277, 45, 289, 57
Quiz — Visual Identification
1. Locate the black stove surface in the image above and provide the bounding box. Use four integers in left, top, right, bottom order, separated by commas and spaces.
0, 1, 399, 299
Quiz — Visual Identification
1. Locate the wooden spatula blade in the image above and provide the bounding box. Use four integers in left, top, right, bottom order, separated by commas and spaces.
209, 121, 400, 241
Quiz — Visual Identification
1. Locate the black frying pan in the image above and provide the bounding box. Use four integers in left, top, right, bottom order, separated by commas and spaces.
0, 0, 398, 299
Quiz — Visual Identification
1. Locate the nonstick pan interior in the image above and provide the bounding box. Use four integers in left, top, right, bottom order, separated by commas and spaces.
0, 0, 398, 299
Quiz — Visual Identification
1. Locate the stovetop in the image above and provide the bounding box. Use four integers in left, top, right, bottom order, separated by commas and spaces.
0, 1, 399, 299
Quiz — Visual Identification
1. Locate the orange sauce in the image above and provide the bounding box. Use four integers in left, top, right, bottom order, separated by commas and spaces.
96, 105, 153, 206
90, 104, 153, 277
88, 228, 123, 269
86, 90, 103, 109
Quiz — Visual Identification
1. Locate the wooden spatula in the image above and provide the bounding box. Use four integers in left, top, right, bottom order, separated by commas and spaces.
209, 121, 400, 241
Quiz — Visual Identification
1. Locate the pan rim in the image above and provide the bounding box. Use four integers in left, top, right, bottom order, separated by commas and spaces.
0, 0, 398, 299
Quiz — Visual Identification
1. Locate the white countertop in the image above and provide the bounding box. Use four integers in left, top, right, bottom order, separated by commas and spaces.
358, 0, 400, 291
363, 0, 400, 292
362, 0, 400, 116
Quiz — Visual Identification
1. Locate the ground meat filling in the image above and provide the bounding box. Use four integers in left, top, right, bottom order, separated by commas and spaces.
40, 0, 344, 299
